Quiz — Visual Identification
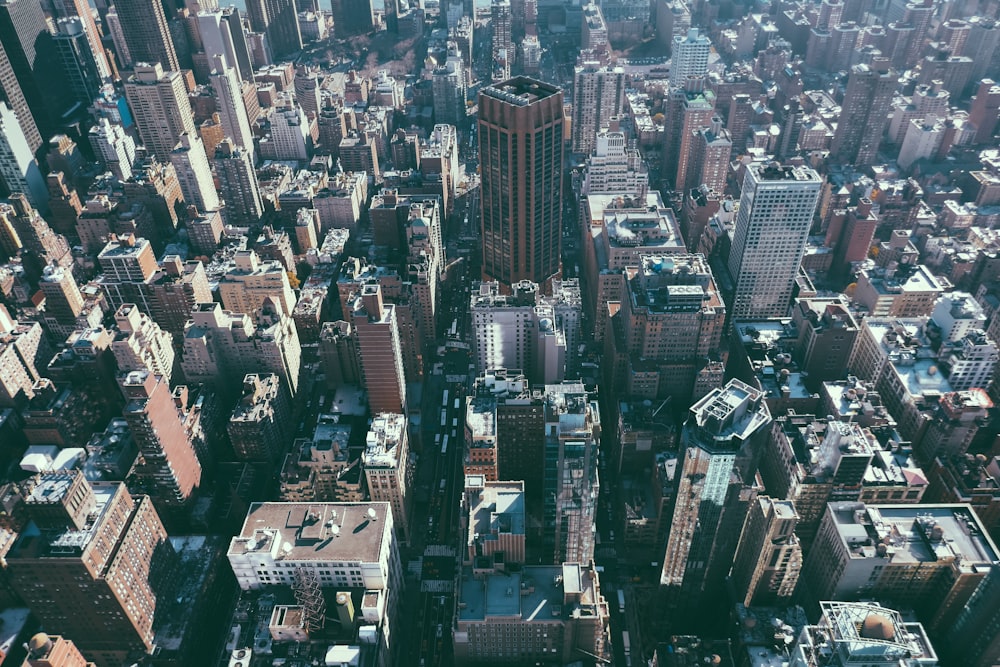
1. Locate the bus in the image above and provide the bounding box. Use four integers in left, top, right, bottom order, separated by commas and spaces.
617, 590, 625, 614
622, 631, 632, 666
440, 409, 448, 427
441, 434, 449, 454
442, 389, 450, 408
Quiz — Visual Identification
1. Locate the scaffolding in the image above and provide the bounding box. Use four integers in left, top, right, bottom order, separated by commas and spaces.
293, 567, 327, 634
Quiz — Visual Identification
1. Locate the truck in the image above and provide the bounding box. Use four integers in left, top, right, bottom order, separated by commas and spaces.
617, 590, 625, 614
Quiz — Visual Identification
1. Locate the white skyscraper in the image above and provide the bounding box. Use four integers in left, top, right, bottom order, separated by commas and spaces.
90, 118, 136, 181
124, 63, 197, 159
169, 133, 220, 212
670, 28, 711, 87
727, 162, 821, 319
0, 103, 47, 210
209, 54, 255, 163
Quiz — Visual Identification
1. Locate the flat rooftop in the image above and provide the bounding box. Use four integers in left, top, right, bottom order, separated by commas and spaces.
458, 564, 599, 623
831, 502, 999, 570
481, 77, 561, 105
230, 502, 391, 564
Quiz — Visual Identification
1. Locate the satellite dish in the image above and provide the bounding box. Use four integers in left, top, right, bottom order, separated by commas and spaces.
331, 524, 340, 536
367, 507, 377, 521
282, 542, 292, 554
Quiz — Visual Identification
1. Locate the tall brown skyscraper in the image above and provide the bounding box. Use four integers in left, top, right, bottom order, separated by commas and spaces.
478, 77, 563, 288
119, 369, 202, 511
7, 472, 172, 666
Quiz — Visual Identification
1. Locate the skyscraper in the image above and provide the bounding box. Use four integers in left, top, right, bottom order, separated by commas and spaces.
330, 0, 374, 37
478, 77, 563, 288
208, 54, 255, 161
119, 369, 203, 511
51, 0, 111, 80
348, 283, 407, 415
244, 0, 302, 58
490, 0, 512, 82
0, 0, 65, 135
213, 138, 264, 226
90, 118, 136, 181
53, 17, 105, 106
571, 62, 625, 154
729, 496, 802, 608
670, 28, 711, 87
659, 379, 771, 631
0, 102, 46, 207
0, 40, 39, 153
830, 60, 896, 166
543, 381, 599, 564
197, 9, 254, 82
727, 161, 821, 320
168, 132, 219, 212
363, 413, 411, 542
124, 63, 197, 160
6, 473, 172, 665
112, 0, 179, 71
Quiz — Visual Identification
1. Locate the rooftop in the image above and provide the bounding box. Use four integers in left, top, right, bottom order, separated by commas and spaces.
230, 502, 392, 564
458, 564, 602, 622
829, 502, 999, 570
467, 478, 525, 546
481, 77, 561, 105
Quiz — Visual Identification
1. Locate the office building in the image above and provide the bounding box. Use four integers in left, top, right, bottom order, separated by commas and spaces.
543, 382, 600, 565
454, 562, 609, 664
363, 413, 411, 543
0, 195, 71, 271
52, 17, 104, 107
659, 379, 772, 630
227, 502, 402, 665
125, 64, 197, 160
0, 102, 45, 209
112, 0, 178, 70
0, 0, 63, 135
228, 373, 291, 463
790, 297, 860, 388
208, 56, 255, 161
432, 57, 466, 127
730, 496, 801, 608
790, 601, 938, 667
111, 303, 175, 384
279, 416, 361, 502
571, 63, 625, 155
662, 82, 716, 193
727, 162, 822, 320
22, 632, 95, 667
213, 138, 264, 226
490, 0, 511, 82
462, 477, 526, 567
830, 60, 896, 166
38, 265, 83, 330
687, 117, 731, 194
6, 474, 171, 665
330, 0, 374, 37
945, 563, 1000, 667
479, 77, 563, 287
168, 133, 219, 213
803, 502, 999, 633
197, 9, 254, 82
218, 249, 297, 317
470, 281, 574, 385
347, 284, 406, 415
469, 369, 545, 504
606, 253, 726, 401
90, 119, 136, 182
119, 369, 203, 510
0, 41, 39, 154
580, 129, 649, 197
0, 307, 49, 407
670, 28, 711, 87
182, 301, 301, 397
244, 0, 302, 57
